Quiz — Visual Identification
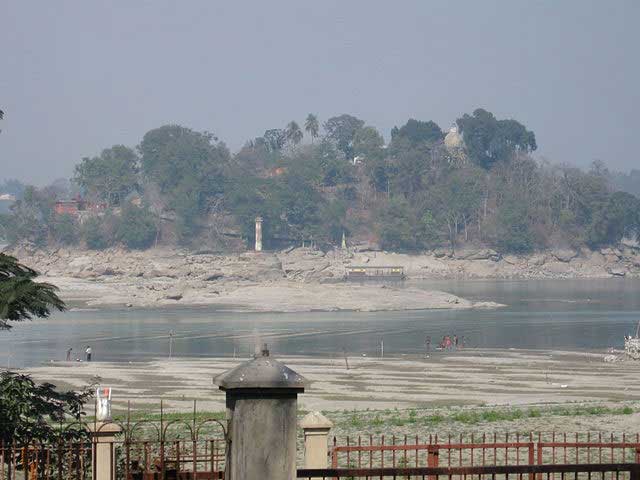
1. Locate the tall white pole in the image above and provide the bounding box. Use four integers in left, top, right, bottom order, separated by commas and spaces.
255, 216, 263, 252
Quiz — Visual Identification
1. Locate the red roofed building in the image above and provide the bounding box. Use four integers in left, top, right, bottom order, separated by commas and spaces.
54, 196, 107, 216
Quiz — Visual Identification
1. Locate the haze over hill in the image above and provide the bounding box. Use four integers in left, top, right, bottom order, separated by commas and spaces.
1, 1, 640, 184
1, 106, 640, 257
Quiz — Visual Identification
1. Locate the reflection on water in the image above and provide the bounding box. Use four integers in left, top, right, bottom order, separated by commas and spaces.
1, 279, 639, 368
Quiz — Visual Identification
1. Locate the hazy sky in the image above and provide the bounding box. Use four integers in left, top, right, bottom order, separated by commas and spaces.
1, 1, 639, 185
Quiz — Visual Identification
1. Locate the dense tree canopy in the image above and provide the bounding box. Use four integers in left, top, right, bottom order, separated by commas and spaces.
74, 145, 139, 206
353, 126, 384, 159
391, 119, 444, 146
4, 108, 639, 254
457, 109, 536, 169
323, 114, 365, 159
588, 191, 640, 247
263, 128, 287, 152
140, 125, 229, 194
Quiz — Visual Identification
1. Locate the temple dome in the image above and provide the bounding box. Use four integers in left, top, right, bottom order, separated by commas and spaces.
444, 125, 464, 150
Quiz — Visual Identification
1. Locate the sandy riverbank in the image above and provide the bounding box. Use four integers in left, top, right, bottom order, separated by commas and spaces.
23, 349, 640, 414
6, 243, 640, 311
47, 276, 502, 311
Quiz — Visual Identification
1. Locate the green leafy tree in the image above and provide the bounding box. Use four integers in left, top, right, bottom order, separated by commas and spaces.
273, 170, 324, 241
234, 139, 276, 173
426, 168, 485, 250
314, 140, 355, 186
139, 125, 228, 194
418, 210, 440, 248
225, 176, 283, 247
497, 197, 534, 253
376, 197, 417, 250
353, 126, 384, 159
116, 205, 157, 249
74, 145, 138, 206
456, 109, 536, 169
139, 125, 229, 240
323, 114, 365, 159
389, 142, 430, 199
365, 155, 395, 194
51, 213, 79, 245
304, 113, 320, 143
320, 199, 348, 244
0, 371, 92, 448
285, 121, 303, 146
588, 191, 640, 247
3, 186, 52, 246
263, 128, 287, 152
391, 119, 443, 145
0, 253, 65, 330
172, 179, 203, 244
82, 216, 112, 250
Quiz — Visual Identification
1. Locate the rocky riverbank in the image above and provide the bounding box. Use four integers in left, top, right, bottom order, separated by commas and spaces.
4, 243, 639, 310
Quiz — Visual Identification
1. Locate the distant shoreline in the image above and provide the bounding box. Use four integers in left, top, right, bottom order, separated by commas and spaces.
5, 244, 639, 312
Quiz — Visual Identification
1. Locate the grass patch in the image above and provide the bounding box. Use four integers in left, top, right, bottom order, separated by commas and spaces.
330, 403, 637, 431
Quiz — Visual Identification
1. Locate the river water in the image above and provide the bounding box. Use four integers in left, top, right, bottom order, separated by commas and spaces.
1, 279, 639, 368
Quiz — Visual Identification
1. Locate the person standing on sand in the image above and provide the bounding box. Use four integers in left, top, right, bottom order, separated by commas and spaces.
85, 346, 92, 362
425, 336, 431, 355
66, 347, 72, 361
454, 335, 459, 349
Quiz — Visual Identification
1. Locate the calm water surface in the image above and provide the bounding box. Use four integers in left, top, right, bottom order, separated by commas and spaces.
1, 279, 639, 368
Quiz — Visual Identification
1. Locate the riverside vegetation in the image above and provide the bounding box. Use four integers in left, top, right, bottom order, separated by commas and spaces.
1, 108, 640, 256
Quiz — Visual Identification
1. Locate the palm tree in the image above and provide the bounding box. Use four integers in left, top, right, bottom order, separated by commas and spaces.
305, 114, 319, 143
0, 253, 65, 330
285, 121, 303, 146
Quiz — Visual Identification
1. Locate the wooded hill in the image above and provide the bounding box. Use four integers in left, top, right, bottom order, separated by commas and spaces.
2, 108, 639, 254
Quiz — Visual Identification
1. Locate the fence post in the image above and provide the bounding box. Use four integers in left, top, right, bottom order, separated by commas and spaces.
300, 412, 333, 469
427, 446, 439, 480
528, 442, 535, 480
214, 344, 306, 480
88, 422, 121, 480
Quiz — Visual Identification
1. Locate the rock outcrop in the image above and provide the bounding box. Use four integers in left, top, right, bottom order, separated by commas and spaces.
3, 242, 639, 310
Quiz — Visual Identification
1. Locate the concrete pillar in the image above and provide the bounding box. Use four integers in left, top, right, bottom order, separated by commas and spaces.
88, 422, 121, 480
300, 411, 333, 469
255, 216, 263, 251
214, 345, 306, 480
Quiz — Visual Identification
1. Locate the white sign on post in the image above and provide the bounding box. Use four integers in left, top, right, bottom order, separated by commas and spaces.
96, 387, 112, 421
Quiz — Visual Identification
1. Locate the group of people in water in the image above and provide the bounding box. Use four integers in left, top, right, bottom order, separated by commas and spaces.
424, 335, 465, 353
65, 345, 92, 362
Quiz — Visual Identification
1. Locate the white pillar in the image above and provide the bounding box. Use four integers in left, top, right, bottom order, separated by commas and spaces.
255, 216, 263, 252
300, 411, 333, 469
